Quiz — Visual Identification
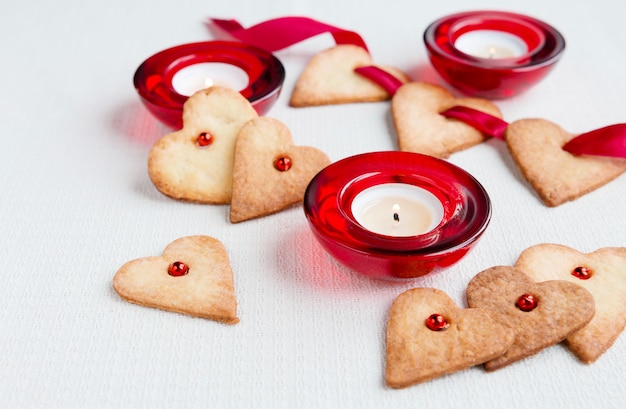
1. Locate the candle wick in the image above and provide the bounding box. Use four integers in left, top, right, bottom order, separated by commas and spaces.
392, 203, 401, 223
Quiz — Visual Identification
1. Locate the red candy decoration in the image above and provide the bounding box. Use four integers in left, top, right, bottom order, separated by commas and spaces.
168, 261, 189, 277
425, 314, 450, 331
274, 156, 292, 171
196, 132, 213, 147
516, 293, 538, 312
572, 266, 592, 280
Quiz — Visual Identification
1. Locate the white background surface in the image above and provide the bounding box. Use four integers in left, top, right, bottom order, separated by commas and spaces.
1, 0, 624, 407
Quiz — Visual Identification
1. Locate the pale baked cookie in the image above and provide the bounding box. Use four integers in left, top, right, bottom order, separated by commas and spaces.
148, 86, 258, 203
391, 82, 503, 158
230, 117, 330, 223
515, 244, 626, 363
506, 118, 626, 206
466, 266, 595, 371
113, 235, 239, 324
385, 287, 514, 388
290, 44, 409, 107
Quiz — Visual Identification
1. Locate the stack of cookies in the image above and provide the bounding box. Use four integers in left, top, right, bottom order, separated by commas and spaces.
147, 86, 331, 222
385, 244, 626, 388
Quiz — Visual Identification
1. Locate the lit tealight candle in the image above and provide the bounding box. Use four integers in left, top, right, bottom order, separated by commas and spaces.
351, 183, 444, 237
454, 30, 528, 59
171, 62, 250, 96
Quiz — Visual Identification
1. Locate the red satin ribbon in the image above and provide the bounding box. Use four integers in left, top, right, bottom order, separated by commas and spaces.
207, 18, 626, 160
562, 124, 626, 158
353, 68, 626, 159
354, 66, 403, 95
439, 106, 509, 140
441, 106, 626, 159
209, 17, 368, 52
352, 68, 509, 140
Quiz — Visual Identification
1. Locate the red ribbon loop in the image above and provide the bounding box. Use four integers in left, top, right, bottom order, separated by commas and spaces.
440, 106, 509, 140
354, 66, 403, 96
209, 17, 368, 52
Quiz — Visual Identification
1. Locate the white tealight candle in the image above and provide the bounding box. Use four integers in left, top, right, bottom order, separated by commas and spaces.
454, 30, 528, 59
351, 183, 444, 237
171, 62, 250, 96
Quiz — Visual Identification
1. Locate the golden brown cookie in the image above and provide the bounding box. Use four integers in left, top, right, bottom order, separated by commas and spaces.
113, 235, 239, 324
391, 82, 502, 158
385, 287, 514, 388
506, 118, 626, 206
290, 44, 409, 107
148, 86, 258, 203
515, 244, 626, 363
466, 266, 595, 371
230, 117, 330, 222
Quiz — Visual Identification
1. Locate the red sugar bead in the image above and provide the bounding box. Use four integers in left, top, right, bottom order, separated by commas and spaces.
516, 293, 537, 312
196, 132, 213, 147
425, 314, 450, 331
274, 156, 292, 171
168, 261, 189, 277
572, 266, 591, 280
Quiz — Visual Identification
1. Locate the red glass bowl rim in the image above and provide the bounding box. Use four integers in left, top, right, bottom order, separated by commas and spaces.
424, 10, 566, 69
303, 151, 491, 255
448, 13, 546, 59
133, 41, 285, 110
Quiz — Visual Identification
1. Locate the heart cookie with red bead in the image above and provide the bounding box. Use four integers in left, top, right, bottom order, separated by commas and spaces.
113, 235, 239, 324
515, 244, 626, 363
290, 44, 408, 107
385, 287, 514, 388
505, 118, 626, 206
230, 117, 331, 222
466, 265, 595, 371
391, 82, 502, 158
148, 86, 258, 203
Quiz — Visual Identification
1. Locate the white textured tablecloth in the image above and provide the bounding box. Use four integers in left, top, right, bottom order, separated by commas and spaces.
1, 0, 624, 407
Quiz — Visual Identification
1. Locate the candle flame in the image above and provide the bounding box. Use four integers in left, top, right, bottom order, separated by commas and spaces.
204, 77, 215, 88
487, 47, 496, 59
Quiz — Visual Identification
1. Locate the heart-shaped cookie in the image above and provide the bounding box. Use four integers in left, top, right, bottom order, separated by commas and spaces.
230, 117, 330, 222
147, 86, 258, 203
506, 118, 626, 206
515, 244, 626, 363
113, 235, 239, 324
391, 82, 503, 158
290, 44, 408, 107
385, 287, 514, 388
466, 266, 595, 371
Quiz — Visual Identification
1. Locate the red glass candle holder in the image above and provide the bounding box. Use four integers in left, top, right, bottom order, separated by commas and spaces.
303, 152, 491, 280
423, 10, 565, 99
133, 41, 285, 129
